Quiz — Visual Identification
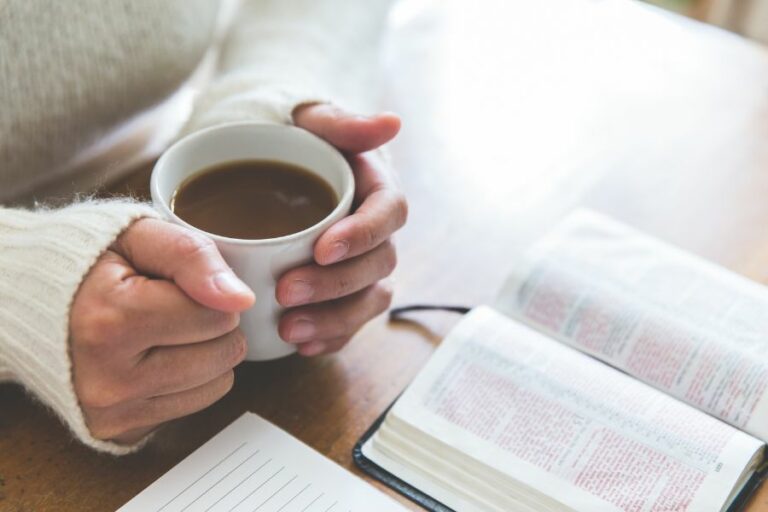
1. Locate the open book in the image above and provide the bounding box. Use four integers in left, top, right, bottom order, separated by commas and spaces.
357, 210, 768, 512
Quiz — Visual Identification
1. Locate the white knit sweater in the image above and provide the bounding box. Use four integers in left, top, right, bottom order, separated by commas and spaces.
0, 0, 392, 454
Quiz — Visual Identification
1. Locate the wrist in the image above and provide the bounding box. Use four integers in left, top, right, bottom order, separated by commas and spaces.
0, 200, 159, 454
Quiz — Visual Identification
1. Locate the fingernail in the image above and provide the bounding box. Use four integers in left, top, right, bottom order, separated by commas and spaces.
288, 319, 316, 342
287, 279, 314, 305
326, 240, 349, 264
299, 341, 325, 356
214, 272, 252, 296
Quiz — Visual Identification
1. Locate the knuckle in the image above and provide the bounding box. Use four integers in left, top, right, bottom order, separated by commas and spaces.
226, 329, 248, 365
139, 357, 181, 397
335, 276, 354, 297
376, 281, 395, 311
210, 310, 240, 336
275, 271, 304, 305
77, 379, 125, 409
392, 193, 409, 228
224, 369, 236, 389
380, 241, 398, 276
361, 220, 379, 251
215, 370, 236, 398
334, 313, 354, 337
89, 410, 149, 441
87, 416, 119, 441
277, 315, 293, 342
174, 230, 215, 261
111, 220, 143, 260
72, 306, 125, 351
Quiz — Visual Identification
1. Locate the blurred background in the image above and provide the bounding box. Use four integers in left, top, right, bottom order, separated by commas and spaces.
647, 0, 768, 43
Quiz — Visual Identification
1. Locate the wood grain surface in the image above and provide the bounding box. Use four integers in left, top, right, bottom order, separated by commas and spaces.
2, 0, 768, 510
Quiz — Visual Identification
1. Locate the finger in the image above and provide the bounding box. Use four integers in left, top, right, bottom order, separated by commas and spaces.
314, 154, 408, 265
119, 278, 241, 349
112, 218, 254, 312
89, 370, 235, 441
297, 335, 352, 357
73, 249, 240, 353
292, 103, 401, 153
276, 240, 396, 307
278, 281, 393, 344
142, 370, 235, 427
111, 425, 158, 445
132, 329, 246, 397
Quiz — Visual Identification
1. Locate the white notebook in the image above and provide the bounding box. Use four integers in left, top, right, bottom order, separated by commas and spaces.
118, 412, 406, 512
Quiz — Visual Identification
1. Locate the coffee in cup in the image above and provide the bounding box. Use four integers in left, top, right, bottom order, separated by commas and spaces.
171, 159, 338, 240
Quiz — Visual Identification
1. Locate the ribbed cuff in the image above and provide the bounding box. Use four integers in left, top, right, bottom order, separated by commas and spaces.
0, 200, 160, 455
181, 76, 330, 135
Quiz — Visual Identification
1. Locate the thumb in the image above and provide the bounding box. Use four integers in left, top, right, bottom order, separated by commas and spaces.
112, 218, 255, 312
293, 103, 401, 154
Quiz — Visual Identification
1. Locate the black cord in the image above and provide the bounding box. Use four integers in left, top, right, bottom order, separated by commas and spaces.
388, 304, 471, 321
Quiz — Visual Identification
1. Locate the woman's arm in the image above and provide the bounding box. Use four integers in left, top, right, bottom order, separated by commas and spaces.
0, 0, 401, 455
0, 200, 160, 454
183, 0, 395, 132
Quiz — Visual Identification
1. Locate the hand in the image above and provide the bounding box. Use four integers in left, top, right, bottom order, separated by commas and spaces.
69, 219, 255, 444
277, 104, 408, 356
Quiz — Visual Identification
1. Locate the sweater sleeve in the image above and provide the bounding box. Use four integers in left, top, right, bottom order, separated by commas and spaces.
182, 0, 395, 133
0, 200, 160, 455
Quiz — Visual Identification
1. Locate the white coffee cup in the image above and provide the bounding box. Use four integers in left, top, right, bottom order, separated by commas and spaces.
151, 122, 354, 361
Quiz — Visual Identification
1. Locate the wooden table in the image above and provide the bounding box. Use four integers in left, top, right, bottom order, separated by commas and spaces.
3, 0, 768, 510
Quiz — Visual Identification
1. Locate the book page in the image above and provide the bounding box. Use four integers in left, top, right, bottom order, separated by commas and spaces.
119, 412, 406, 512
495, 210, 768, 441
366, 307, 763, 512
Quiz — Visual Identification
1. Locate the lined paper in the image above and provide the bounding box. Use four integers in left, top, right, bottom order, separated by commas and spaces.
119, 413, 406, 512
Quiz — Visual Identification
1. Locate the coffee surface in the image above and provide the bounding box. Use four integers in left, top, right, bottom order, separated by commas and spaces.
171, 159, 338, 239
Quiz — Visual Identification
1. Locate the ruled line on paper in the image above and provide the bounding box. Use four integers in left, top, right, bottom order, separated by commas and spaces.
157, 442, 248, 512
276, 483, 311, 511
252, 474, 297, 510
301, 493, 324, 511
227, 466, 285, 511
121, 413, 405, 512
180, 449, 261, 511
204, 458, 272, 512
